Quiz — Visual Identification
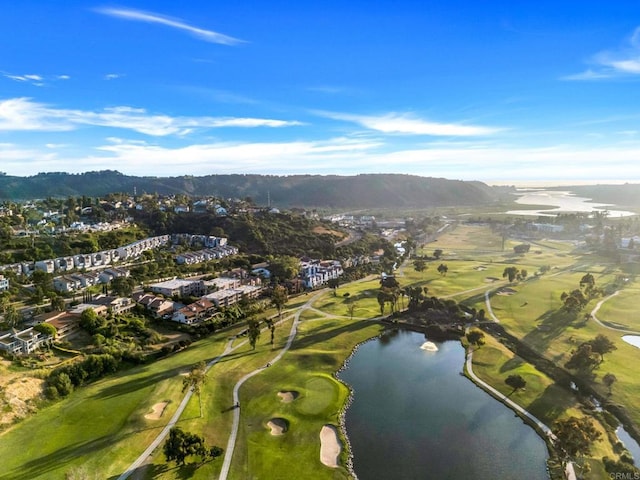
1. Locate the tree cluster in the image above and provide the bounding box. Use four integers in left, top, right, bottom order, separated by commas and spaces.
565, 334, 617, 374
163, 427, 224, 466
46, 353, 119, 398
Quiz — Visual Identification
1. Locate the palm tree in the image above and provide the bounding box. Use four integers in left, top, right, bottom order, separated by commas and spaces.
183, 361, 207, 417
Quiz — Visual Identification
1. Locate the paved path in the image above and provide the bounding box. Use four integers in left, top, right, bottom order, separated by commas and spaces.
590, 290, 640, 334
118, 315, 293, 480
477, 293, 578, 480
484, 288, 500, 322
118, 338, 236, 480
218, 290, 324, 480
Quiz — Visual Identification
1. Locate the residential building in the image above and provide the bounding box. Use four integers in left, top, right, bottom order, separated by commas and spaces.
0, 275, 8, 292
149, 278, 206, 298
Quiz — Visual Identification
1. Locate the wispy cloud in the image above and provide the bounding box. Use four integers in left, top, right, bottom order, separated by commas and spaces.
0, 98, 303, 135
3, 72, 71, 86
563, 26, 640, 80
104, 73, 123, 80
95, 7, 245, 46
315, 111, 500, 136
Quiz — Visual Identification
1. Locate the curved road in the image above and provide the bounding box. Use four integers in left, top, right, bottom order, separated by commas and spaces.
590, 291, 640, 334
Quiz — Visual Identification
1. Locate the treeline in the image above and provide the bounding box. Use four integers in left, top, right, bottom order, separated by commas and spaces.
0, 171, 503, 208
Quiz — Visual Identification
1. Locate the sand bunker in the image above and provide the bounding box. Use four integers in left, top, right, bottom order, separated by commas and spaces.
145, 402, 168, 420
497, 287, 517, 296
277, 391, 299, 403
320, 425, 342, 468
475, 266, 488, 271
420, 341, 439, 352
485, 276, 500, 282
267, 418, 289, 436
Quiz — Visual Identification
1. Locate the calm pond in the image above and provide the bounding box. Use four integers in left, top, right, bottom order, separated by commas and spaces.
338, 330, 549, 480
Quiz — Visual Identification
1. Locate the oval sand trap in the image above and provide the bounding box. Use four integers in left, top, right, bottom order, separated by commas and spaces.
267, 418, 289, 436
277, 390, 299, 403
145, 402, 168, 420
320, 425, 341, 468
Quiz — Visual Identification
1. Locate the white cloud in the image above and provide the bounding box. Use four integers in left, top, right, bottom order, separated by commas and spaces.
96, 7, 245, 46
316, 111, 500, 136
564, 26, 640, 80
0, 98, 302, 135
3, 72, 71, 86
2, 136, 640, 182
104, 73, 122, 80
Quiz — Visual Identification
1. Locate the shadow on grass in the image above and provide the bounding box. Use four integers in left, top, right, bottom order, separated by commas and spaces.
521, 309, 580, 353
2, 434, 123, 480
91, 366, 184, 400
525, 383, 576, 425
500, 357, 524, 373
106, 462, 172, 480
289, 319, 374, 352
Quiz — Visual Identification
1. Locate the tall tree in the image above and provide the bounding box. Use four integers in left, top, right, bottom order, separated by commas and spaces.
346, 302, 357, 320
247, 319, 261, 350
505, 374, 527, 393
327, 278, 340, 296
502, 266, 519, 282
413, 258, 427, 274
553, 417, 601, 460
437, 263, 448, 276
466, 328, 485, 349
602, 372, 617, 395
271, 285, 288, 318
565, 343, 599, 373
182, 361, 207, 417
588, 334, 617, 362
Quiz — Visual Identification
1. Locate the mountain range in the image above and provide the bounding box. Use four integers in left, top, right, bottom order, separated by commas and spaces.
0, 171, 506, 208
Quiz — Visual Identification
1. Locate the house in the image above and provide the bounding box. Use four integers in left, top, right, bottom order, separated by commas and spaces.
171, 299, 216, 324
41, 312, 80, 340
300, 259, 344, 289
0, 327, 52, 355
85, 295, 135, 315
98, 268, 130, 284
53, 276, 81, 293
34, 260, 55, 274
54, 256, 75, 272
204, 277, 241, 291
0, 275, 8, 292
149, 279, 206, 298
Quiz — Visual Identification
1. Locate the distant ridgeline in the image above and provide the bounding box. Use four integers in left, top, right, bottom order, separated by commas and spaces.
0, 171, 504, 208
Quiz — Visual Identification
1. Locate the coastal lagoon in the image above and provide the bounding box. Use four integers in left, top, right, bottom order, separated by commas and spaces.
338, 330, 549, 480
507, 189, 635, 217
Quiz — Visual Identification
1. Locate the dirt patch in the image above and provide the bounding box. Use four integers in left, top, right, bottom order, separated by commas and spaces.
497, 287, 517, 296
145, 402, 168, 420
485, 276, 500, 282
267, 417, 289, 435
475, 266, 488, 271
277, 390, 299, 403
320, 424, 341, 468
313, 225, 344, 239
0, 377, 45, 426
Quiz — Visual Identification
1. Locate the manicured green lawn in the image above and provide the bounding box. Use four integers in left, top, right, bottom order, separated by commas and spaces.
472, 334, 617, 480
227, 317, 383, 480
0, 325, 242, 480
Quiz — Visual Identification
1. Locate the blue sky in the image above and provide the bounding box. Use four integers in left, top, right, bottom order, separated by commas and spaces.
2, 1, 640, 184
